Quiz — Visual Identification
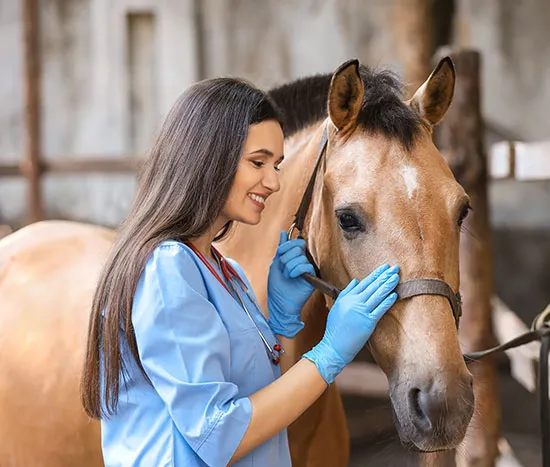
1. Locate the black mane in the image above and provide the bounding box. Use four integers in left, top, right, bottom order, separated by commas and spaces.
267, 65, 423, 150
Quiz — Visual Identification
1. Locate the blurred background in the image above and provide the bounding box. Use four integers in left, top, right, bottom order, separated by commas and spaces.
1, 0, 549, 465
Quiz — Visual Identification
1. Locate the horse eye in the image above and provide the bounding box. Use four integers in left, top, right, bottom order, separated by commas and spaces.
337, 212, 364, 233
458, 204, 471, 226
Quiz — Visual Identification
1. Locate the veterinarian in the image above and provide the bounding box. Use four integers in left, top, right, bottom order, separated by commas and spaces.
81, 77, 400, 466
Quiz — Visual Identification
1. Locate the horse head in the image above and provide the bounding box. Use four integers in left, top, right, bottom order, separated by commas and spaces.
304, 57, 474, 451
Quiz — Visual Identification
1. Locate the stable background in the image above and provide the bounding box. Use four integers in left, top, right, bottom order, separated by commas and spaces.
1, 1, 549, 465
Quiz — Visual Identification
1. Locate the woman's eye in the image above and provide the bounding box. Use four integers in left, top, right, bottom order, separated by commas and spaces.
252, 161, 264, 168
274, 165, 281, 172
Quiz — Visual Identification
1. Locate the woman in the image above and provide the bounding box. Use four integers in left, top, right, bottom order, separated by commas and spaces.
81, 77, 400, 466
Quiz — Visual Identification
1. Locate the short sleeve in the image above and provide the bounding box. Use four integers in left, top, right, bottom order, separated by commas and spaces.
132, 242, 252, 466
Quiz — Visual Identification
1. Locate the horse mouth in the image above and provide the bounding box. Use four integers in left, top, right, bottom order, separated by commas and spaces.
395, 425, 463, 453
401, 440, 454, 453
389, 397, 471, 453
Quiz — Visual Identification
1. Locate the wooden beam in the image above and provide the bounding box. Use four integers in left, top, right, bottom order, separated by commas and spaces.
21, 0, 43, 222
490, 140, 550, 181
42, 157, 141, 174
489, 141, 515, 179
7, 137, 550, 180
393, 0, 436, 97
434, 48, 501, 465
0, 165, 22, 177
0, 157, 141, 176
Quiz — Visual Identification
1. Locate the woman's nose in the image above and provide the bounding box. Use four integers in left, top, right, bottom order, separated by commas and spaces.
263, 167, 280, 193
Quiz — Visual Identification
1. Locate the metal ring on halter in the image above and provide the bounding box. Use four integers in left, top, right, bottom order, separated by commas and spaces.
287, 222, 298, 240
531, 303, 550, 332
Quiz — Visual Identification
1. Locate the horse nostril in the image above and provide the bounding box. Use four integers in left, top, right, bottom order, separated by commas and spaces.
403, 378, 475, 447
409, 387, 432, 432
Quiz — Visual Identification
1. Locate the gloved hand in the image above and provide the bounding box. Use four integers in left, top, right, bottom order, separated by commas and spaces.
267, 231, 316, 338
303, 264, 400, 385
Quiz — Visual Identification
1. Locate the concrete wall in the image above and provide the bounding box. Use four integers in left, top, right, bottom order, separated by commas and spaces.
2, 0, 549, 228
200, 0, 398, 89
0, 0, 199, 227
2, 0, 417, 227
455, 0, 550, 141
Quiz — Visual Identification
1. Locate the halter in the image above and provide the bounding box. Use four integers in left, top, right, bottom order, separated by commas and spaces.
288, 125, 462, 328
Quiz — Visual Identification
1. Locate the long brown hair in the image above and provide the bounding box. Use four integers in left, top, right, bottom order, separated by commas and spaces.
81, 77, 283, 419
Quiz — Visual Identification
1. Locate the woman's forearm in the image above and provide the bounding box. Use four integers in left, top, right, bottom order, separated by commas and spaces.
228, 358, 327, 464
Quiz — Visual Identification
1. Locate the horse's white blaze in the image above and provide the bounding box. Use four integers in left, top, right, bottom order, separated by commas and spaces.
400, 165, 418, 199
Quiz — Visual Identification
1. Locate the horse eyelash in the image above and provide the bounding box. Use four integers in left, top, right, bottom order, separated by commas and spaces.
460, 203, 473, 219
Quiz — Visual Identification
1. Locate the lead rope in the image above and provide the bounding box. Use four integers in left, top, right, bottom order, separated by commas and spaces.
464, 304, 550, 465
534, 305, 550, 466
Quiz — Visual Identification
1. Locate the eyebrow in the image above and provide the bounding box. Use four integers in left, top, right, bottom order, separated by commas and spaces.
248, 148, 274, 157
248, 148, 284, 161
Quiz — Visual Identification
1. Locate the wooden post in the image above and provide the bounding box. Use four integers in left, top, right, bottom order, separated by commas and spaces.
393, 0, 436, 97
21, 0, 44, 222
434, 49, 501, 466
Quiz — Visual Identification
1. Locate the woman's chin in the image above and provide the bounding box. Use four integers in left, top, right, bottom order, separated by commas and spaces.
237, 213, 262, 226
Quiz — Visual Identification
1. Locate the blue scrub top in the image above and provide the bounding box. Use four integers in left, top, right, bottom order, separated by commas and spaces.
100, 240, 292, 467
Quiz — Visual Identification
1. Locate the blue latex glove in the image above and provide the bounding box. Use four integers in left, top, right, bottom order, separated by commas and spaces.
303, 264, 400, 385
267, 231, 316, 338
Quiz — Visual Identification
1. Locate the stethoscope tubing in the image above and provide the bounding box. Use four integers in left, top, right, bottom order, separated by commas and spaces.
185, 241, 282, 364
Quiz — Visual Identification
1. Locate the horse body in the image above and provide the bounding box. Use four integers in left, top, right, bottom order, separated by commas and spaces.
0, 222, 112, 466
0, 58, 489, 467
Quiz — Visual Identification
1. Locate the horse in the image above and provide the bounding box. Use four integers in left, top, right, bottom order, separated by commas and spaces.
0, 57, 489, 466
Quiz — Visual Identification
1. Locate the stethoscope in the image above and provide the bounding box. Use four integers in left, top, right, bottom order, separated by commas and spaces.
185, 241, 283, 365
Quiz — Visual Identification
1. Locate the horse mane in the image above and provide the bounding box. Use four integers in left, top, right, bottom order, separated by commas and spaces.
267, 65, 423, 150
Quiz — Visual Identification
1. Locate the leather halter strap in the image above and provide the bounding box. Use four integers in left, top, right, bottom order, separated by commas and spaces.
396, 278, 462, 328
288, 125, 462, 328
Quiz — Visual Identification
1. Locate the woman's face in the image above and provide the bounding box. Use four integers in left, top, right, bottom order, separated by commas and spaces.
222, 120, 284, 225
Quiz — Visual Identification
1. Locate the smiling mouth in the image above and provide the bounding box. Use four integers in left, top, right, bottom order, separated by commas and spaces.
248, 193, 266, 208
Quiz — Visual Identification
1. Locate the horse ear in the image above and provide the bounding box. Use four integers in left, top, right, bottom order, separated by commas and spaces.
407, 56, 455, 126
328, 59, 364, 132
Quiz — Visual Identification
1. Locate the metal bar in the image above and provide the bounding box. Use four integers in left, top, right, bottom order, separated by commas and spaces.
21, 0, 43, 222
